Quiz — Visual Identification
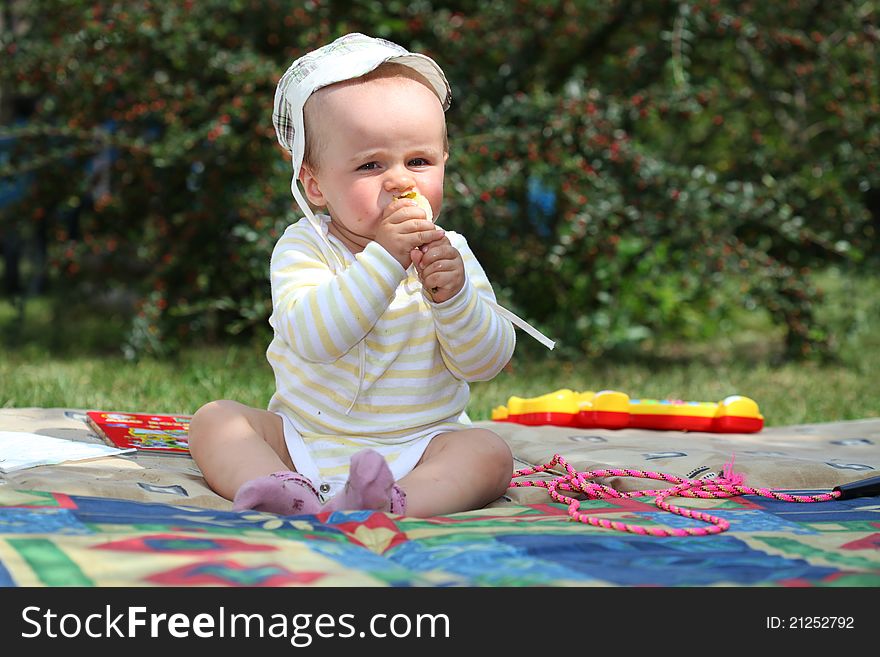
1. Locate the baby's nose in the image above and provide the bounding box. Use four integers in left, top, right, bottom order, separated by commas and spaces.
383, 173, 415, 194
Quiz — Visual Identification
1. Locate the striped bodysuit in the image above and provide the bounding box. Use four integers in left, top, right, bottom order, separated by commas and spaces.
266, 214, 516, 499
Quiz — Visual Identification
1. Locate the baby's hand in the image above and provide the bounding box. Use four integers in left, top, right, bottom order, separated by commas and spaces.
415, 234, 464, 303
375, 196, 443, 270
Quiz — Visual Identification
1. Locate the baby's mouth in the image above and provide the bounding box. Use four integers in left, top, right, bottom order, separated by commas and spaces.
394, 190, 434, 223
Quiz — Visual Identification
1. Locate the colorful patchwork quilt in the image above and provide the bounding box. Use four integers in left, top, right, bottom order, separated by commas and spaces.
1, 409, 878, 587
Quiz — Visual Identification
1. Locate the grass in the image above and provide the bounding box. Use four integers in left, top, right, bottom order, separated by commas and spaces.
1, 267, 878, 426
470, 348, 879, 426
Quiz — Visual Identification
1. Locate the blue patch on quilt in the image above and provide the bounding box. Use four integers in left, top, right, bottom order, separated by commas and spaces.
388, 537, 587, 585
495, 533, 838, 586
0, 509, 93, 535
749, 495, 880, 522
67, 496, 344, 536
639, 509, 818, 534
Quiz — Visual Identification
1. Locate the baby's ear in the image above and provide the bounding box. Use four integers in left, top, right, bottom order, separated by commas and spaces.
299, 165, 327, 207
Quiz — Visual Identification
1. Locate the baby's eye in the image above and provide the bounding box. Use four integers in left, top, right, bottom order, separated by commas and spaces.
408, 158, 430, 167
358, 162, 380, 171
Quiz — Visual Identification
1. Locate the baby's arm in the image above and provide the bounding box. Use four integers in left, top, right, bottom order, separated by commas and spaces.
270, 229, 406, 362
428, 234, 516, 381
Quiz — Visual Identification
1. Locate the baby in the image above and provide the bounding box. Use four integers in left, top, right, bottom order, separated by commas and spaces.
188, 33, 549, 518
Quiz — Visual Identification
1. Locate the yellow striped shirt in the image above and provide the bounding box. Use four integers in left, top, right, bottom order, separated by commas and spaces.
266, 215, 515, 493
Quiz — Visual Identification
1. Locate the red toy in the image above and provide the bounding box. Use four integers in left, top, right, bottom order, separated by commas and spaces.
491, 389, 763, 433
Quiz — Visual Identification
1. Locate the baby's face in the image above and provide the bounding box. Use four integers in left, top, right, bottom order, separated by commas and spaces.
302, 74, 447, 247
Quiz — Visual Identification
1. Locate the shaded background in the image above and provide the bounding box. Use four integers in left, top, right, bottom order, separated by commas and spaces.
1, 0, 878, 361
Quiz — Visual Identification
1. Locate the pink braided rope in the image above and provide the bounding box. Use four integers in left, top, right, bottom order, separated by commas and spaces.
510, 454, 840, 537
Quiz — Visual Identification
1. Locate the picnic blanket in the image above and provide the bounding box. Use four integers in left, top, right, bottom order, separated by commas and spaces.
1, 408, 878, 587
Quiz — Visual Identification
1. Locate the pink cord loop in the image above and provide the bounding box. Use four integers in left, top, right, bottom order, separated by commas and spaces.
510, 454, 841, 537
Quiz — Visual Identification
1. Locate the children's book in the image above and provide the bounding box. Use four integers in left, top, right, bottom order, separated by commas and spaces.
86, 411, 191, 455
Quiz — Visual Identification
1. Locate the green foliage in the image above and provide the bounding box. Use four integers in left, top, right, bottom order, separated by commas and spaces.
439, 1, 878, 358
1, 1, 877, 358
2, 0, 308, 355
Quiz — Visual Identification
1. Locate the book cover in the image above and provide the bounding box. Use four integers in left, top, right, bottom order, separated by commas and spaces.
86, 411, 191, 455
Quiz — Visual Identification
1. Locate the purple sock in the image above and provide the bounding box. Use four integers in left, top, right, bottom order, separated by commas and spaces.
389, 483, 407, 515
232, 471, 322, 515
322, 449, 406, 514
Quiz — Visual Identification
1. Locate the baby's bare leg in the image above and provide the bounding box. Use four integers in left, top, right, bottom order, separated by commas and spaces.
187, 400, 293, 500
397, 428, 513, 517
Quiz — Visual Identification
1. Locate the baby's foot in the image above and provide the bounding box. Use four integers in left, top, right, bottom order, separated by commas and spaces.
389, 482, 407, 515
233, 471, 322, 515
323, 449, 402, 513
